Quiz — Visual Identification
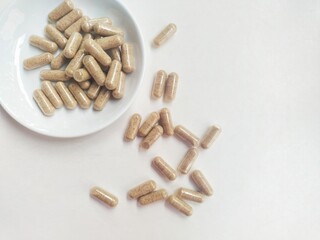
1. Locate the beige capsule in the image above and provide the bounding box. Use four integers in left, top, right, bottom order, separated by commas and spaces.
29, 35, 58, 54
23, 52, 53, 70
176, 187, 204, 203
55, 82, 77, 109
33, 89, 55, 116
159, 108, 174, 136
51, 52, 68, 70
174, 125, 200, 147
164, 72, 179, 102
94, 23, 124, 36
78, 80, 92, 90
45, 24, 67, 49
82, 55, 106, 86
84, 39, 112, 67
108, 47, 121, 62
200, 125, 222, 149
140, 125, 163, 150
82, 17, 112, 33
56, 8, 83, 32
138, 189, 168, 206
64, 32, 82, 59
105, 60, 121, 90
152, 157, 177, 181
95, 35, 124, 50
65, 48, 85, 77
128, 180, 157, 199
112, 71, 126, 99
65, 16, 89, 38
93, 87, 110, 111
41, 81, 63, 109
138, 112, 160, 137
124, 113, 142, 142
151, 70, 167, 99
121, 43, 135, 73
153, 23, 177, 47
90, 186, 118, 208
48, 0, 74, 22
167, 195, 192, 216
40, 70, 70, 81
68, 82, 91, 109
73, 68, 91, 82
178, 147, 199, 174
191, 170, 213, 196
80, 33, 93, 49
87, 82, 101, 99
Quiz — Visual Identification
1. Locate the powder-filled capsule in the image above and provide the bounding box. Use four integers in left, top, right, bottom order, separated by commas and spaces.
138, 189, 168, 206
90, 186, 118, 208
45, 24, 67, 49
68, 82, 91, 109
83, 55, 106, 86
121, 43, 135, 73
40, 70, 70, 81
153, 23, 177, 47
51, 51, 68, 70
41, 81, 63, 109
82, 17, 112, 33
164, 72, 178, 102
138, 112, 160, 137
140, 125, 163, 149
55, 82, 77, 109
73, 68, 91, 82
105, 60, 121, 90
176, 187, 204, 203
24, 53, 53, 70
152, 157, 176, 181
178, 147, 198, 174
48, 0, 74, 22
174, 125, 200, 147
124, 113, 141, 142
191, 170, 213, 196
87, 82, 101, 99
93, 87, 110, 111
94, 23, 124, 36
64, 32, 82, 59
151, 70, 167, 99
33, 89, 55, 116
95, 35, 124, 50
167, 195, 192, 216
65, 48, 85, 77
29, 35, 58, 54
65, 16, 89, 38
112, 71, 126, 99
84, 39, 111, 67
200, 125, 222, 149
159, 108, 174, 136
56, 8, 83, 32
128, 180, 157, 199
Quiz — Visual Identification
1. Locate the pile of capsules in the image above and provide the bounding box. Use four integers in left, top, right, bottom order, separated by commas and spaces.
23, 0, 135, 116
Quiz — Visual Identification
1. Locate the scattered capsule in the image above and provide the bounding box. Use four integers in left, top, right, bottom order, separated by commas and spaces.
65, 48, 85, 77
138, 112, 160, 137
112, 71, 126, 99
23, 52, 53, 70
82, 55, 106, 86
174, 125, 200, 147
140, 125, 163, 149
56, 8, 83, 32
108, 47, 121, 62
105, 60, 121, 90
33, 89, 55, 116
81, 17, 112, 33
176, 187, 204, 203
124, 113, 142, 141
65, 16, 89, 38
78, 80, 92, 90
153, 23, 177, 47
55, 82, 77, 109
138, 189, 168, 206
200, 125, 222, 149
178, 147, 199, 174
121, 43, 135, 73
167, 195, 192, 216
164, 72, 179, 102
29, 35, 58, 54
191, 170, 213, 196
128, 180, 157, 199
94, 23, 124, 36
73, 68, 91, 82
93, 88, 110, 111
64, 32, 82, 59
40, 70, 70, 81
152, 157, 177, 181
48, 0, 74, 22
87, 82, 101, 99
51, 51, 68, 70
84, 39, 111, 67
45, 24, 67, 49
159, 108, 174, 136
95, 35, 124, 50
68, 82, 91, 109
151, 70, 167, 99
41, 81, 63, 109
90, 186, 118, 208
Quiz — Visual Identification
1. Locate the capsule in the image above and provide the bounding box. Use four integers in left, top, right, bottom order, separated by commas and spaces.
80, 33, 93, 49
95, 35, 124, 50
55, 82, 77, 109
152, 157, 176, 181
174, 125, 200, 147
124, 113, 142, 142
159, 108, 174, 136
128, 180, 157, 199
176, 187, 204, 203
29, 35, 58, 54
41, 81, 63, 109
40, 70, 70, 81
108, 47, 121, 62
65, 49, 85, 77
45, 24, 67, 49
68, 82, 91, 109
200, 125, 222, 149
191, 170, 213, 196
138, 189, 168, 206
33, 89, 55, 116
94, 23, 124, 36
178, 147, 198, 174
153, 23, 177, 47
121, 43, 135, 73
112, 71, 126, 99
164, 72, 179, 102
82, 55, 106, 86
84, 39, 111, 67
64, 32, 82, 59
140, 125, 163, 149
105, 60, 121, 90
138, 112, 160, 137
87, 82, 101, 99
48, 0, 74, 22
167, 195, 192, 216
73, 68, 91, 82
81, 17, 112, 33
151, 70, 167, 99
23, 52, 53, 70
56, 8, 83, 32
65, 16, 89, 38
90, 186, 118, 208
51, 51, 68, 70
93, 88, 110, 111
78, 80, 92, 90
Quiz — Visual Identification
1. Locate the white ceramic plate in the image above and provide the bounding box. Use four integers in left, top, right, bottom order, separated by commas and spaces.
0, 0, 144, 138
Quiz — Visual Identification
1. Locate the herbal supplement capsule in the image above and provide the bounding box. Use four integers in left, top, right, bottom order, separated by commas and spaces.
153, 23, 177, 47
29, 35, 58, 54
138, 112, 160, 137
128, 180, 157, 199
40, 70, 70, 81
90, 186, 118, 208
174, 125, 200, 147
178, 147, 199, 174
45, 24, 67, 49
176, 187, 204, 203
121, 43, 135, 73
151, 70, 167, 99
55, 82, 77, 109
124, 113, 141, 142
33, 89, 55, 116
140, 125, 163, 149
73, 68, 91, 82
80, 33, 93, 49
84, 39, 112, 67
68, 82, 91, 109
112, 71, 126, 99
65, 49, 85, 77
191, 170, 213, 196
87, 82, 101, 99
105, 60, 121, 90
93, 88, 110, 111
82, 17, 112, 33
138, 189, 168, 206
152, 157, 177, 181
94, 23, 124, 36
164, 72, 179, 102
48, 0, 74, 22
109, 47, 121, 62
159, 108, 174, 136
200, 125, 222, 149
23, 52, 53, 70
65, 16, 89, 38
95, 35, 124, 50
51, 51, 68, 70
56, 9, 83, 32
78, 80, 91, 90
64, 32, 82, 59
167, 195, 192, 216
41, 81, 63, 109
82, 55, 106, 86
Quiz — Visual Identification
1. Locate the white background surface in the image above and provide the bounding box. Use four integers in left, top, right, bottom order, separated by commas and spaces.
1, 0, 320, 239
